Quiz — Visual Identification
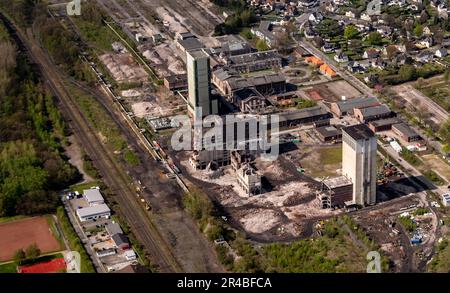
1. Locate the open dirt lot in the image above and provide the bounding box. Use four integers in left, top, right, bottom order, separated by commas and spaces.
99, 53, 148, 83
422, 154, 450, 183
176, 152, 338, 241
305, 80, 362, 103
285, 145, 343, 179
0, 217, 61, 261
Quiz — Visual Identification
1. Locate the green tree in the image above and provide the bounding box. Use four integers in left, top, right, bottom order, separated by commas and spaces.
366, 32, 383, 46
413, 24, 423, 38
13, 248, 26, 264
399, 64, 416, 82
344, 25, 359, 40
25, 243, 41, 261
256, 38, 270, 51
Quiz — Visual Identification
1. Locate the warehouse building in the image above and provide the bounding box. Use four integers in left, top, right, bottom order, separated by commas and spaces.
314, 126, 342, 142
278, 106, 332, 128
392, 123, 422, 142
368, 117, 402, 132
223, 73, 287, 96
353, 104, 393, 123
330, 97, 380, 117
84, 188, 105, 206
226, 50, 282, 73
76, 204, 111, 222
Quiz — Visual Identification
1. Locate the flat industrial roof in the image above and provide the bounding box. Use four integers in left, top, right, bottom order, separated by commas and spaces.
323, 176, 353, 189
315, 125, 341, 137
334, 97, 380, 113
369, 117, 401, 127
392, 122, 420, 138
343, 124, 375, 140
279, 106, 330, 121
84, 188, 104, 203
356, 104, 391, 118
181, 40, 205, 53
76, 204, 110, 218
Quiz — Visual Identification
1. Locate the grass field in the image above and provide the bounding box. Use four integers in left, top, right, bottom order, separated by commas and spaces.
299, 146, 342, 178
70, 181, 100, 194
0, 215, 27, 224
0, 262, 17, 273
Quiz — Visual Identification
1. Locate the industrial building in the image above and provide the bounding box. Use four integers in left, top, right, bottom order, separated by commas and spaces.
278, 106, 332, 128
317, 176, 353, 208
236, 164, 262, 196
330, 97, 380, 117
221, 73, 287, 97
314, 125, 342, 142
353, 104, 393, 123
342, 124, 377, 206
226, 50, 282, 73
232, 88, 272, 114
76, 204, 111, 222
392, 123, 422, 142
186, 49, 218, 117
84, 188, 105, 206
368, 117, 402, 132
215, 35, 252, 56
177, 37, 205, 53
163, 74, 188, 91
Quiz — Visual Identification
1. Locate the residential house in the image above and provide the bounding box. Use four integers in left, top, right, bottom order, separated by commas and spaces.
320, 64, 337, 78
305, 56, 324, 66
304, 27, 317, 39
345, 10, 356, 18
298, 0, 319, 8
334, 51, 349, 63
321, 42, 337, 53
325, 2, 337, 12
435, 47, 448, 58
112, 233, 130, 251
363, 49, 381, 59
364, 74, 379, 85
371, 58, 387, 70
423, 26, 433, 36
309, 12, 324, 23
347, 61, 367, 73
376, 26, 393, 37
419, 37, 434, 48
360, 13, 372, 22
414, 51, 434, 63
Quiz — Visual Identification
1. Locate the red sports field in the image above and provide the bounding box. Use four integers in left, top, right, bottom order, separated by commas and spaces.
0, 217, 61, 262
18, 258, 66, 273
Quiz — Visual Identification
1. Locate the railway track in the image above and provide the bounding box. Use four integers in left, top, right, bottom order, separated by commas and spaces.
0, 11, 182, 273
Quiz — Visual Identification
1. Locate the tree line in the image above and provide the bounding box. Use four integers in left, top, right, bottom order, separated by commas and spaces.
0, 24, 80, 217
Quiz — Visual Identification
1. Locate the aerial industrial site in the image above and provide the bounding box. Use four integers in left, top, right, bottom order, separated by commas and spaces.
0, 0, 450, 281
